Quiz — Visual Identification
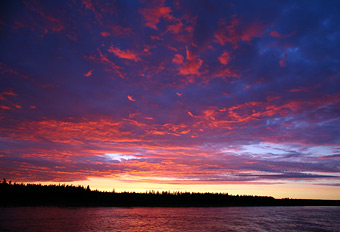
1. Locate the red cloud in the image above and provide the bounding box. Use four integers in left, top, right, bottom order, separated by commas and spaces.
187, 93, 340, 132
177, 48, 203, 76
83, 1, 131, 37
141, 63, 165, 78
3, 110, 339, 185
270, 30, 294, 38
270, 30, 282, 38
0, 90, 21, 110
279, 52, 288, 67
179, 59, 202, 76
84, 69, 93, 77
128, 95, 135, 101
83, 0, 98, 15
110, 25, 133, 37
101, 32, 110, 37
214, 16, 265, 48
108, 46, 140, 62
218, 51, 231, 65
82, 0, 104, 23
11, 119, 137, 144
139, 1, 173, 30
214, 16, 239, 46
172, 54, 184, 65
214, 68, 239, 78
167, 21, 183, 33
88, 49, 124, 78
146, 123, 190, 137
0, 105, 11, 110
23, 1, 64, 36
0, 90, 17, 100
318, 155, 340, 160
0, 62, 29, 79
289, 87, 308, 93
240, 23, 265, 42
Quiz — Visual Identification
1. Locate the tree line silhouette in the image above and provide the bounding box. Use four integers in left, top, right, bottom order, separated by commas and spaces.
1, 179, 339, 207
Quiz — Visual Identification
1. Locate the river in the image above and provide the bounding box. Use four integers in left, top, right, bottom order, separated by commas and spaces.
1, 206, 339, 231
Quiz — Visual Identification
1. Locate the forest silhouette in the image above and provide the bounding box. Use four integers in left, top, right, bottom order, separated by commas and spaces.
1, 179, 339, 207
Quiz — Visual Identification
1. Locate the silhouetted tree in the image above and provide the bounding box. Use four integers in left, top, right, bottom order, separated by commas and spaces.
1, 179, 339, 207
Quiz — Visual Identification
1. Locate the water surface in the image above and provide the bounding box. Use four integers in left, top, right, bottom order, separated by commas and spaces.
1, 206, 339, 231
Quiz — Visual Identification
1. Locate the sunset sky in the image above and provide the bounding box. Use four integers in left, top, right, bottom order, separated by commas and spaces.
1, 0, 340, 199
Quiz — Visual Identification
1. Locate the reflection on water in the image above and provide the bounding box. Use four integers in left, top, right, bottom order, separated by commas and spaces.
1, 206, 339, 231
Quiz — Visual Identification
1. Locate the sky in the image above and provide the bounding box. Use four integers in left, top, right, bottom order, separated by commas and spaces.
1, 0, 340, 200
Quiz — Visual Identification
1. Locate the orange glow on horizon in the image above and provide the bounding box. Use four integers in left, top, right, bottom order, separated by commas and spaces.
24, 178, 340, 200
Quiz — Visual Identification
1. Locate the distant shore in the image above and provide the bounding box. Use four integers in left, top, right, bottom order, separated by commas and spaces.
1, 181, 339, 207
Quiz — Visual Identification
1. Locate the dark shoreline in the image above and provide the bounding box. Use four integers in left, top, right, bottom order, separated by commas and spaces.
1, 182, 339, 207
